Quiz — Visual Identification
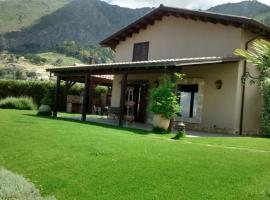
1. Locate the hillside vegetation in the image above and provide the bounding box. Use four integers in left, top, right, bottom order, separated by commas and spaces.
0, 0, 151, 52
208, 0, 270, 17
0, 0, 269, 80
0, 0, 72, 33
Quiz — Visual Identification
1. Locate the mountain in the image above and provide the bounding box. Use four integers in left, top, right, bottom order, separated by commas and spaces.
1, 0, 270, 53
207, 0, 270, 18
255, 10, 270, 25
0, 0, 73, 34
0, 0, 151, 52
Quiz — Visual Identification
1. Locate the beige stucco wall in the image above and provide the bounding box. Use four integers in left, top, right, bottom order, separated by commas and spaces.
111, 63, 245, 133
238, 31, 262, 134
110, 15, 263, 134
181, 63, 240, 133
115, 16, 242, 62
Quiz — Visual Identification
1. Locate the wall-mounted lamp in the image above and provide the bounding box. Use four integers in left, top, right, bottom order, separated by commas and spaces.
215, 80, 223, 90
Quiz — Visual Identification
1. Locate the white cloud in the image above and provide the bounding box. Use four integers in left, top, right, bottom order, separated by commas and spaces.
104, 0, 270, 9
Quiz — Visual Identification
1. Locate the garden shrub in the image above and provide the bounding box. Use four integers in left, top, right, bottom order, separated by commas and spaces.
149, 75, 181, 119
0, 80, 54, 105
0, 97, 36, 110
94, 85, 108, 97
0, 167, 56, 200
0, 80, 83, 108
172, 130, 186, 140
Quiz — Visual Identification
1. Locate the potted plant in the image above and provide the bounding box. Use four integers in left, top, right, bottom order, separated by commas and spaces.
150, 74, 182, 132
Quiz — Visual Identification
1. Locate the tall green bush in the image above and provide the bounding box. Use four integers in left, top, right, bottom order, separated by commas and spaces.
0, 97, 36, 110
261, 80, 270, 136
94, 85, 108, 97
0, 80, 83, 107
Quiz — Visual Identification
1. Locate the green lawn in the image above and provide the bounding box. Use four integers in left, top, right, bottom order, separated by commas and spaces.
1, 109, 270, 200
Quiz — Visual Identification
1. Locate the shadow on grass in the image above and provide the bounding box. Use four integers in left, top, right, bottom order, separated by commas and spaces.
24, 114, 155, 136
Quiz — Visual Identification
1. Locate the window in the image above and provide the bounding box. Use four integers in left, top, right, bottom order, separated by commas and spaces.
178, 85, 199, 118
132, 42, 149, 61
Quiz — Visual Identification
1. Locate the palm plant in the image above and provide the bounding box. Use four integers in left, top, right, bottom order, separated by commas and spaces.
235, 39, 270, 136
235, 39, 270, 86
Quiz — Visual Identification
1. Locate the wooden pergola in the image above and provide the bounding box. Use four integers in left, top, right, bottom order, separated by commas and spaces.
46, 56, 241, 126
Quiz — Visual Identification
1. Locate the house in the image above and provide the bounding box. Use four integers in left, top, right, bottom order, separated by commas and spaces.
47, 5, 270, 135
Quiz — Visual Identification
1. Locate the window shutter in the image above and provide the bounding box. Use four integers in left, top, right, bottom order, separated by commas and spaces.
132, 42, 149, 61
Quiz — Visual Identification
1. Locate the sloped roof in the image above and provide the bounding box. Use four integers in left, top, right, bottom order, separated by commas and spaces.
47, 56, 241, 75
100, 5, 270, 49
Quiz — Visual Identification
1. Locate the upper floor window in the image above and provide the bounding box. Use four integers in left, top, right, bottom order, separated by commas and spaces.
132, 42, 149, 61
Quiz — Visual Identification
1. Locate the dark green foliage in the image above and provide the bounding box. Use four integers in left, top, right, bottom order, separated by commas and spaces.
0, 97, 36, 110
55, 41, 114, 63
261, 82, 270, 137
172, 130, 186, 140
94, 85, 108, 97
0, 80, 83, 107
25, 71, 38, 80
0, 65, 27, 80
24, 54, 47, 64
0, 80, 54, 105
150, 75, 181, 119
208, 1, 270, 18
152, 127, 170, 134
41, 89, 55, 106
0, 0, 150, 52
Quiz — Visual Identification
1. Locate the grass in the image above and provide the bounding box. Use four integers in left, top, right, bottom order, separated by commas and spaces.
1, 109, 270, 199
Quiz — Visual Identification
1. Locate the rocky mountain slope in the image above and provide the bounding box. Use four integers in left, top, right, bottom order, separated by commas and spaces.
0, 0, 270, 53
0, 0, 151, 52
207, 0, 270, 17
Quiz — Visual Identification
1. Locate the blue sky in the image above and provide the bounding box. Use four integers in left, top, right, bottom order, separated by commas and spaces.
103, 0, 270, 9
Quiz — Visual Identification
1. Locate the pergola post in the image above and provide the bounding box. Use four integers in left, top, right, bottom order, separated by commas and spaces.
89, 76, 93, 114
53, 76, 61, 117
119, 73, 128, 126
82, 74, 91, 121
63, 80, 69, 112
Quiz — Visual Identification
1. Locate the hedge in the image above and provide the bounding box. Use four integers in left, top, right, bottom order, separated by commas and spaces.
261, 81, 270, 136
0, 79, 83, 108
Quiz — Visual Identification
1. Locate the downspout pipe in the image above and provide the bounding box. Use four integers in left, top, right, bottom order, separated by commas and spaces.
239, 36, 259, 135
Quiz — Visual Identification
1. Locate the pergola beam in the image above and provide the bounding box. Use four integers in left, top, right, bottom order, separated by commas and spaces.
55, 67, 183, 77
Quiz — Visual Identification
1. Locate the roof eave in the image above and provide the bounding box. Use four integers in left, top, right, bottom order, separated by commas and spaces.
99, 5, 270, 49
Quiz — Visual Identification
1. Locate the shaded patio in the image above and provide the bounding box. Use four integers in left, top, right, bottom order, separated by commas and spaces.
61, 114, 236, 137
47, 56, 241, 129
